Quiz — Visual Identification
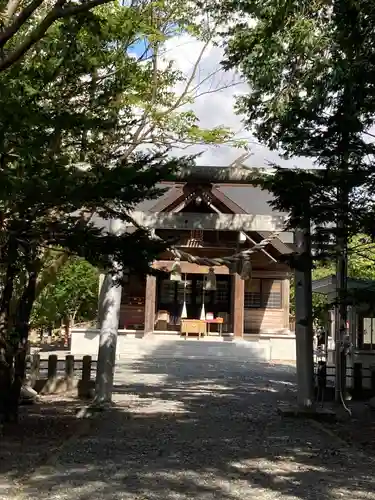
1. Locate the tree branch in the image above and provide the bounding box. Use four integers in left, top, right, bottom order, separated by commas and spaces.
3, 0, 22, 23
57, 0, 112, 18
0, 0, 113, 72
0, 0, 46, 48
0, 0, 65, 71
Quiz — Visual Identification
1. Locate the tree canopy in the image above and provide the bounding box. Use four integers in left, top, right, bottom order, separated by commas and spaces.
216, 0, 375, 252
32, 257, 99, 330
0, 0, 117, 72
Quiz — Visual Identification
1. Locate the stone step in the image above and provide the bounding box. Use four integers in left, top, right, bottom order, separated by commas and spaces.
115, 340, 270, 361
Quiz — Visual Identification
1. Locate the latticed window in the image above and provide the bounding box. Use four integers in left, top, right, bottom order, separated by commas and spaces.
215, 281, 229, 304
177, 280, 192, 304
263, 280, 282, 309
244, 279, 282, 309
244, 279, 261, 308
358, 316, 375, 349
160, 280, 175, 304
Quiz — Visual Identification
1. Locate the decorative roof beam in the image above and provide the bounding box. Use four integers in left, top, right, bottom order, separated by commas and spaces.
171, 166, 268, 184
170, 165, 323, 184
123, 211, 287, 232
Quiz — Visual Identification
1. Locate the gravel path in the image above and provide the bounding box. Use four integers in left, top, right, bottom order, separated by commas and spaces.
17, 343, 375, 500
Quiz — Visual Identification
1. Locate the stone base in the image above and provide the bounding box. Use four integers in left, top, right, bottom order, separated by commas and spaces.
278, 403, 337, 422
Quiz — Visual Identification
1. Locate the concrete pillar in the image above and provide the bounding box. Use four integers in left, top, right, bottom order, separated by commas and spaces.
144, 275, 156, 334
282, 278, 290, 330
294, 226, 314, 408
231, 273, 244, 337
94, 270, 122, 406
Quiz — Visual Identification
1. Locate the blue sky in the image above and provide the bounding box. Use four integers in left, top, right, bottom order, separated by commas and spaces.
128, 38, 153, 60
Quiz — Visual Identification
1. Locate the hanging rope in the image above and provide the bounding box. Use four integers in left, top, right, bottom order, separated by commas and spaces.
169, 223, 289, 267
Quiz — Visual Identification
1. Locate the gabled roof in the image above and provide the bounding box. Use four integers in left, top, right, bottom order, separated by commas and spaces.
137, 181, 288, 218
216, 185, 285, 216
145, 182, 248, 214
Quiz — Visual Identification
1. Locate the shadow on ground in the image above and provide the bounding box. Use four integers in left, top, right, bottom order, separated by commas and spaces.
15, 341, 375, 500
0, 397, 86, 483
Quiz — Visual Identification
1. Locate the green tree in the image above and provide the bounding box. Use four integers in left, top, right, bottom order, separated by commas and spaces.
0, 4, 182, 421
9, 0, 242, 299
289, 235, 375, 328
215, 0, 375, 246
347, 235, 375, 281
0, 1, 241, 421
32, 258, 99, 334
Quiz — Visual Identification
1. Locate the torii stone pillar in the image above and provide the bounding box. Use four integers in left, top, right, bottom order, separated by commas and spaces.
95, 269, 122, 406
94, 219, 124, 406
294, 223, 315, 408
231, 272, 245, 337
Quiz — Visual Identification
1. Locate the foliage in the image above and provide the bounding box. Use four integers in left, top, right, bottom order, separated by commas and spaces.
32, 257, 99, 329
0, 2, 183, 418
0, 0, 240, 301
0, 1, 243, 419
347, 235, 375, 281
216, 0, 375, 256
288, 235, 375, 326
0, 0, 234, 328
0, 0, 115, 72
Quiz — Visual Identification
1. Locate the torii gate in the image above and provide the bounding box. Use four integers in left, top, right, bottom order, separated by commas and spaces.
95, 165, 313, 409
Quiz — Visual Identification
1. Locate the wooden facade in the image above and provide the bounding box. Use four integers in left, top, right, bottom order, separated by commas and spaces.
116, 179, 293, 337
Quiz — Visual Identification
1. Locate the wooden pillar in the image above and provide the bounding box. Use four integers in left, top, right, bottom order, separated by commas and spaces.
231, 273, 244, 337
144, 275, 157, 334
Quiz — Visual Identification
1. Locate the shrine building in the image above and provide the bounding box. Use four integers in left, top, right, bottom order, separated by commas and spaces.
71, 166, 297, 361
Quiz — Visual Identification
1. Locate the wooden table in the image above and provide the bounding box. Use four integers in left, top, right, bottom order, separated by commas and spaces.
205, 317, 224, 335
180, 319, 206, 339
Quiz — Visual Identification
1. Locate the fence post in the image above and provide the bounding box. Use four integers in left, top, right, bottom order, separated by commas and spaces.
316, 361, 327, 402
47, 354, 58, 381
65, 355, 74, 391
79, 355, 92, 399
43, 354, 58, 394
30, 353, 40, 387
82, 355, 92, 384
353, 362, 362, 398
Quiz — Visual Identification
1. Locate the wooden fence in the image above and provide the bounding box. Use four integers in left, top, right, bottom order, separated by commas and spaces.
27, 354, 96, 398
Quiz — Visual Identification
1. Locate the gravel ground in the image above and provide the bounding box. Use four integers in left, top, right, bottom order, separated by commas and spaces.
15, 343, 375, 500
0, 395, 87, 500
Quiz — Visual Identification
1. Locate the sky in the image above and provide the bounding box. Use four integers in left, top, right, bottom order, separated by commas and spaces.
130, 32, 315, 170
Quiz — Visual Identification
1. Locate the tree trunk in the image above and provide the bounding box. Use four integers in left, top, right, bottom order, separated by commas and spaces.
63, 315, 72, 348
0, 239, 18, 337
0, 239, 18, 423
8, 267, 38, 422
0, 343, 14, 423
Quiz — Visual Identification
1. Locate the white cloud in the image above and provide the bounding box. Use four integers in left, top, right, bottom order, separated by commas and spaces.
161, 33, 315, 169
